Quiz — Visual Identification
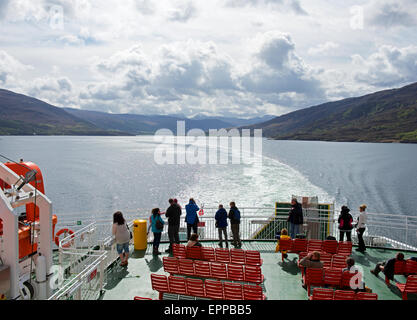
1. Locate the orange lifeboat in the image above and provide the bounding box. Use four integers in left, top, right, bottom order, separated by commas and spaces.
0, 161, 58, 259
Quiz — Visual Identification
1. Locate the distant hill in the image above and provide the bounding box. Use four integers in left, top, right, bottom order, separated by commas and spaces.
64, 108, 238, 134
243, 82, 417, 143
190, 114, 276, 127
0, 89, 131, 136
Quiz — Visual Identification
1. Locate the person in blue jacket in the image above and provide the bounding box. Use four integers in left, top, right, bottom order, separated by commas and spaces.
185, 198, 200, 241
147, 208, 165, 255
215, 204, 228, 248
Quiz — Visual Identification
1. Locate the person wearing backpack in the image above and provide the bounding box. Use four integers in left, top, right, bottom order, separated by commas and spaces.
147, 208, 165, 255
228, 202, 242, 248
185, 198, 200, 241
338, 206, 353, 242
215, 204, 228, 248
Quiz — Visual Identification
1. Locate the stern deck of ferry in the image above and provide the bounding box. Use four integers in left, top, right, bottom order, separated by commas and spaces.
99, 241, 417, 301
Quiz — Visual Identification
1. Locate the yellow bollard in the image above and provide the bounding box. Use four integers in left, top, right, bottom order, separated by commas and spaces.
133, 219, 147, 250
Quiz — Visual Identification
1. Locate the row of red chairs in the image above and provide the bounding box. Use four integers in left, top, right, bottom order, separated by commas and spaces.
385, 260, 417, 284
163, 257, 264, 284
278, 239, 352, 261
396, 275, 417, 300
298, 253, 351, 275
151, 274, 266, 300
303, 268, 363, 296
310, 288, 378, 300
173, 244, 263, 266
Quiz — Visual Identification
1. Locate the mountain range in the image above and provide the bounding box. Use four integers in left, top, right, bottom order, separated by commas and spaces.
0, 88, 273, 135
244, 82, 417, 143
1, 82, 417, 143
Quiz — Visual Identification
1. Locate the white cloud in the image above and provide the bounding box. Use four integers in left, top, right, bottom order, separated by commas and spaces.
308, 42, 339, 56
352, 45, 417, 87
0, 50, 32, 86
1, 1, 417, 118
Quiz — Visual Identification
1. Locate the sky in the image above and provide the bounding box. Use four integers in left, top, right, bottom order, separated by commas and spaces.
1, 0, 417, 118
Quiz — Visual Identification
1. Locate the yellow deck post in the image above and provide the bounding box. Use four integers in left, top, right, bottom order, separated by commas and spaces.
133, 219, 147, 250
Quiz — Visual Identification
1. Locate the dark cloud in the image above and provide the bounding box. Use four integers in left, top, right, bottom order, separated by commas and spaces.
168, 1, 197, 22
0, 0, 9, 19
224, 0, 308, 16
368, 0, 417, 28
134, 0, 155, 15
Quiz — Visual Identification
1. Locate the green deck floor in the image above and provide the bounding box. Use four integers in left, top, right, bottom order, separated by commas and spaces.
100, 242, 417, 300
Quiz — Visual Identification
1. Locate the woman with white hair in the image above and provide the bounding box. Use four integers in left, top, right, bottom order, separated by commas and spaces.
356, 204, 367, 253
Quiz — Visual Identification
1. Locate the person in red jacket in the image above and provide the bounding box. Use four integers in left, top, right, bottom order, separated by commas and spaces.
338, 206, 353, 242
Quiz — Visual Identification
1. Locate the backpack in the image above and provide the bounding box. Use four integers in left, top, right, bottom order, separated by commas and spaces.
233, 208, 241, 220
154, 215, 164, 231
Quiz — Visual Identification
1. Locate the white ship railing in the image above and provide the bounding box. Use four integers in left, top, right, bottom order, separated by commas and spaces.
54, 207, 417, 252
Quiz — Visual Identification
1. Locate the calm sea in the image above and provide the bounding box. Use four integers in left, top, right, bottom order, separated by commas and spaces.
1, 136, 416, 219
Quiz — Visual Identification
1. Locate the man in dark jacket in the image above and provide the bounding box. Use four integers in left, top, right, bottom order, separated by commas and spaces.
185, 198, 200, 241
215, 204, 228, 248
228, 202, 241, 248
165, 198, 182, 253
370, 252, 405, 282
287, 198, 303, 239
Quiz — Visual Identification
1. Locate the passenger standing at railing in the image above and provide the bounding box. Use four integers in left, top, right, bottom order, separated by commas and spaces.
287, 198, 303, 239
215, 204, 228, 248
355, 204, 367, 253
112, 211, 130, 267
228, 202, 242, 248
165, 198, 182, 254
338, 206, 353, 242
185, 198, 200, 241
147, 208, 165, 255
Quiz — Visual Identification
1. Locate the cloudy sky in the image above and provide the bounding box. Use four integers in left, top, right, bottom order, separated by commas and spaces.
1, 0, 417, 118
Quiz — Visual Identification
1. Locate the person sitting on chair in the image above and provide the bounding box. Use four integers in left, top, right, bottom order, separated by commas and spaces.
275, 228, 291, 259
343, 257, 356, 272
370, 252, 405, 283
187, 233, 202, 247
299, 251, 323, 269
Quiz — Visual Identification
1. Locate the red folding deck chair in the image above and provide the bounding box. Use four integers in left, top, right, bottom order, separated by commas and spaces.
205, 279, 224, 300
228, 263, 245, 282
324, 268, 342, 288
201, 246, 215, 261
245, 250, 263, 266
243, 284, 266, 300
230, 248, 246, 265
163, 256, 179, 275
309, 288, 334, 300
215, 248, 231, 264
337, 242, 352, 256
334, 290, 355, 300
322, 240, 338, 254
186, 246, 202, 260
307, 240, 323, 253
356, 292, 378, 300
304, 268, 324, 296
186, 278, 205, 298
151, 274, 169, 300
396, 275, 417, 300
223, 282, 243, 300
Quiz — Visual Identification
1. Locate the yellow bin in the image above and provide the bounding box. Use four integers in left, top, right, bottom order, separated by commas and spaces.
133, 219, 147, 250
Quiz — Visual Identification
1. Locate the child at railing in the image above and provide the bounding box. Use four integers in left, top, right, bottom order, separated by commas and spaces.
275, 228, 291, 258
